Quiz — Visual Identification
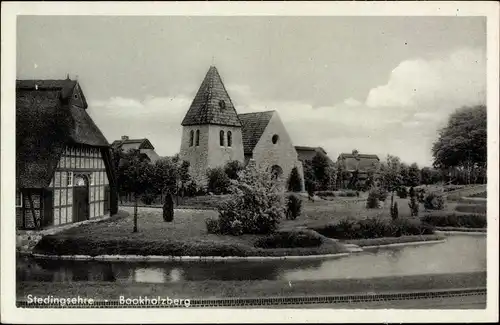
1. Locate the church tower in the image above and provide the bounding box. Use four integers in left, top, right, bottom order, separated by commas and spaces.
179, 66, 244, 186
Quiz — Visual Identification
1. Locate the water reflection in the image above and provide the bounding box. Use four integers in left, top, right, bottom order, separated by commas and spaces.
17, 235, 486, 283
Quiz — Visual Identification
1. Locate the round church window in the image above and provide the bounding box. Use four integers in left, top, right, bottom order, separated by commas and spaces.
272, 134, 279, 144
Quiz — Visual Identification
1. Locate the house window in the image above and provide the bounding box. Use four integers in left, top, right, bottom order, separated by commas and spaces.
16, 189, 23, 207
189, 130, 194, 147
272, 134, 279, 144
227, 131, 232, 147
195, 130, 200, 146
220, 130, 225, 146
67, 172, 74, 187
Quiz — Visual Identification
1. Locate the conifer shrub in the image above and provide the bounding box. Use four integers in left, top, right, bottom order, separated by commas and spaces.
286, 194, 302, 220
287, 167, 303, 192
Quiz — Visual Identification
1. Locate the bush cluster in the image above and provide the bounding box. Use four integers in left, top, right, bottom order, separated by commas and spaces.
423, 191, 445, 210
254, 229, 324, 249
315, 190, 336, 197
310, 217, 435, 240
422, 212, 486, 228
206, 167, 231, 195
206, 167, 286, 235
397, 187, 408, 198
336, 190, 358, 197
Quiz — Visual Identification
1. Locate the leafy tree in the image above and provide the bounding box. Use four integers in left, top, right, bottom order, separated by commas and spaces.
400, 163, 410, 187
224, 160, 244, 180
408, 163, 421, 187
154, 157, 179, 201
303, 160, 317, 193
287, 166, 303, 192
379, 154, 403, 209
311, 152, 335, 190
432, 105, 487, 184
119, 149, 155, 232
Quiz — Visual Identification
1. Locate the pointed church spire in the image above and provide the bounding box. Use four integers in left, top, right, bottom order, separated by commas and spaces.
181, 66, 241, 127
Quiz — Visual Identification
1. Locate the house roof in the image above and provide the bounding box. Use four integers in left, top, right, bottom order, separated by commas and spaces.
238, 111, 275, 155
111, 138, 154, 151
16, 79, 109, 188
295, 146, 332, 162
181, 66, 241, 127
338, 153, 380, 172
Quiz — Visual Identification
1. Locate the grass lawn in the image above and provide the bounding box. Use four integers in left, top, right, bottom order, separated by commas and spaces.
17, 271, 486, 300
34, 207, 348, 257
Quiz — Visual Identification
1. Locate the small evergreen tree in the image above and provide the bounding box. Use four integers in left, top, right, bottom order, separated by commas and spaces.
390, 201, 399, 220
408, 186, 419, 217
287, 167, 303, 192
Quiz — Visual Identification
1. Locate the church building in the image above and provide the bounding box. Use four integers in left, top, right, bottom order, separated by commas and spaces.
179, 66, 305, 191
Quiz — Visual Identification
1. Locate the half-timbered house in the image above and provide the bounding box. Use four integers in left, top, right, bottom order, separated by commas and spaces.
16, 77, 118, 230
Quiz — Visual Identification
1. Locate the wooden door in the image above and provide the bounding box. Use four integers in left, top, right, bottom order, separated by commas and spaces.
104, 185, 110, 214
73, 175, 89, 222
42, 189, 54, 228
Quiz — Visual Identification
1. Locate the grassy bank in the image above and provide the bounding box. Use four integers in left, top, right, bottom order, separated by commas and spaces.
17, 272, 486, 300
343, 234, 446, 247
34, 208, 348, 257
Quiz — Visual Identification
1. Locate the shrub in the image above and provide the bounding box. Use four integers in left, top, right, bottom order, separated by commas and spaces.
366, 188, 379, 209
391, 202, 399, 220
454, 204, 486, 214
408, 195, 419, 217
416, 188, 426, 203
254, 229, 324, 249
141, 192, 156, 205
422, 212, 486, 228
287, 167, 303, 192
206, 167, 231, 195
224, 160, 244, 180
423, 191, 445, 210
286, 194, 302, 220
397, 187, 408, 198
311, 217, 435, 240
205, 217, 220, 234
184, 180, 199, 197
210, 167, 285, 235
378, 188, 389, 202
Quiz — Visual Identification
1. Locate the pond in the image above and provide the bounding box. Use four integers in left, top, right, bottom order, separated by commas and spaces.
17, 235, 486, 283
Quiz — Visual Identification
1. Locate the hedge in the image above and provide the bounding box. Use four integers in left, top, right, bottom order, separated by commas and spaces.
421, 212, 486, 229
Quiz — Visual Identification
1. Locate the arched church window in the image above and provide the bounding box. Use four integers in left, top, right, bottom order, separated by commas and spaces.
220, 130, 225, 147
227, 131, 232, 147
195, 130, 200, 146
189, 130, 194, 147
272, 134, 279, 144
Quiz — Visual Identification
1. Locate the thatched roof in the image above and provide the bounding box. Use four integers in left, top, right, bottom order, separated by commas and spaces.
16, 79, 109, 188
111, 137, 160, 163
295, 146, 332, 163
337, 152, 380, 172
238, 111, 274, 155
181, 66, 241, 127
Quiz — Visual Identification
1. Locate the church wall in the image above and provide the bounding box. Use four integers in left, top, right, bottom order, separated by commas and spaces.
206, 125, 244, 170
179, 125, 210, 185
179, 124, 244, 187
251, 112, 305, 191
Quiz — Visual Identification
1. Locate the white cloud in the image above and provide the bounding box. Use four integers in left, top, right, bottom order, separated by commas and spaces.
87, 48, 485, 166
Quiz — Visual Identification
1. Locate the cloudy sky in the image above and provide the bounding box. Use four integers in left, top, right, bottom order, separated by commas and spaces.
17, 16, 486, 166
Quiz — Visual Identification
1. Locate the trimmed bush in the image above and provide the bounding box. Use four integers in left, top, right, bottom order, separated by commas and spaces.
423, 191, 445, 210
422, 212, 486, 228
287, 167, 303, 192
377, 188, 389, 202
455, 203, 487, 214
254, 229, 324, 249
310, 217, 434, 240
366, 188, 379, 209
286, 194, 302, 220
205, 217, 220, 234
408, 195, 419, 217
337, 190, 357, 197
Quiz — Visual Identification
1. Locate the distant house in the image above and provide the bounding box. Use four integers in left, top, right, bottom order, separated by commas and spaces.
179, 66, 305, 191
295, 146, 334, 164
111, 136, 161, 163
336, 150, 380, 188
16, 78, 118, 230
